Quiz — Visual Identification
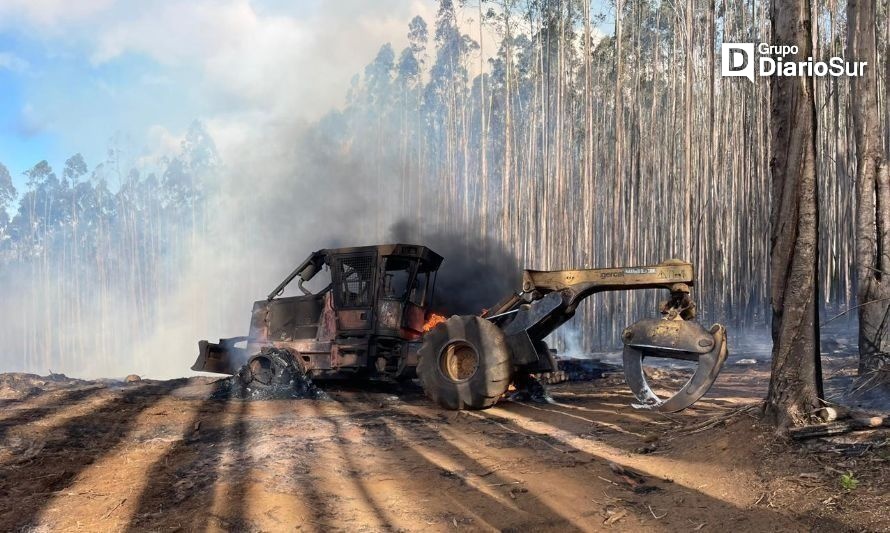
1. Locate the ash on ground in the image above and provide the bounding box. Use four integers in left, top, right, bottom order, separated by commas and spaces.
556, 358, 622, 380
212, 347, 329, 401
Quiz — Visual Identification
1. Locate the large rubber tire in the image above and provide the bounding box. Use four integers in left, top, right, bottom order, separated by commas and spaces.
418, 315, 513, 410
218, 347, 327, 400
239, 348, 298, 387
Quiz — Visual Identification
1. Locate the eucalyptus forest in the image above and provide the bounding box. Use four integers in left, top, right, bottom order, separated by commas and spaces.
0, 0, 887, 384
1, 1, 890, 530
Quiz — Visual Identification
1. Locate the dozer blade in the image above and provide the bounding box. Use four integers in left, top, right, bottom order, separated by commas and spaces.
192, 338, 248, 375
621, 319, 728, 412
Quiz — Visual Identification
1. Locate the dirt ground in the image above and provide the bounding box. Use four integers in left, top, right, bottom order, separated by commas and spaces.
0, 361, 887, 532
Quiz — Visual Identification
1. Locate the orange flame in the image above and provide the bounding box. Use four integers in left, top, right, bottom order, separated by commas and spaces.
423, 313, 447, 332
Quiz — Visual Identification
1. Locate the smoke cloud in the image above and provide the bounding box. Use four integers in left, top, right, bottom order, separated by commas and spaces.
388, 219, 520, 315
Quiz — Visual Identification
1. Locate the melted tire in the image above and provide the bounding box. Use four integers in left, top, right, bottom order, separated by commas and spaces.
216, 347, 327, 400
418, 315, 513, 410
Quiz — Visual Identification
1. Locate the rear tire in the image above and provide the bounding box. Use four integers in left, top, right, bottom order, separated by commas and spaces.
418, 315, 513, 410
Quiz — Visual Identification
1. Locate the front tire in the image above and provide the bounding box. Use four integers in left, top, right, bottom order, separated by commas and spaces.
418, 315, 513, 410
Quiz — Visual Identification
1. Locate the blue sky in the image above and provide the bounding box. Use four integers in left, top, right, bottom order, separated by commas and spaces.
0, 33, 199, 185
0, 0, 610, 194
0, 34, 57, 181
0, 0, 455, 192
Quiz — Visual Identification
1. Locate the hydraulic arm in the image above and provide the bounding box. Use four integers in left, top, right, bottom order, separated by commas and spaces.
480, 259, 728, 412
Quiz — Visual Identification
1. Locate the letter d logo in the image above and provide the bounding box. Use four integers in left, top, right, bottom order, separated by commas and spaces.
721, 43, 755, 83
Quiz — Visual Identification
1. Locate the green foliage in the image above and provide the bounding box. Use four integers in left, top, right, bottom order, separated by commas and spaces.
0, 163, 15, 210
840, 472, 859, 491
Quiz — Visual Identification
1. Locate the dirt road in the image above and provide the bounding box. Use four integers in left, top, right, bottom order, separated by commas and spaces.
0, 366, 886, 532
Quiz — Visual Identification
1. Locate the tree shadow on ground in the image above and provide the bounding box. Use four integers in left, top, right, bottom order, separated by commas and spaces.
5, 378, 853, 532
125, 384, 247, 531
296, 401, 398, 531
329, 393, 851, 532
0, 385, 106, 440
0, 380, 183, 531
468, 401, 851, 532
328, 395, 581, 531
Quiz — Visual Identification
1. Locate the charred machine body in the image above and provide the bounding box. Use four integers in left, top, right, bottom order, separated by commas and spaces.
193, 244, 443, 382
194, 243, 729, 412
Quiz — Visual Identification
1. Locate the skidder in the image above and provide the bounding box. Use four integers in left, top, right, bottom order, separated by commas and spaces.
193, 245, 728, 412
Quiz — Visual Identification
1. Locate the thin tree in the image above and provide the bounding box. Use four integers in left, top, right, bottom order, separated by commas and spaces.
683, 0, 694, 256
848, 0, 890, 377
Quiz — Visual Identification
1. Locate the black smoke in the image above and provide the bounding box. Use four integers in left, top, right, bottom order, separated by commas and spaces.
388, 219, 520, 315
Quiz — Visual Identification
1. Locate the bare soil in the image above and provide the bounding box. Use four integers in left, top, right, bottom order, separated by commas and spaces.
0, 363, 887, 532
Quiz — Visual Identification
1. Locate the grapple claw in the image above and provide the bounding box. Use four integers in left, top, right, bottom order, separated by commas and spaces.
621, 319, 728, 412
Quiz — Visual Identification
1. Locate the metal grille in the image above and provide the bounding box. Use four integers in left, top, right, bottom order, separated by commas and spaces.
337, 255, 374, 307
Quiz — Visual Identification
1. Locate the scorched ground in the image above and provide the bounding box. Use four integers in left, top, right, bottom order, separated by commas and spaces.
0, 358, 886, 532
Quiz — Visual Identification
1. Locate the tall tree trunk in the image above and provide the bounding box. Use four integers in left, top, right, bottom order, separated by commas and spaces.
765, 0, 823, 430
613, 0, 624, 265
502, 9, 514, 248
848, 0, 890, 374
478, 0, 488, 242
684, 0, 694, 257
583, 0, 593, 260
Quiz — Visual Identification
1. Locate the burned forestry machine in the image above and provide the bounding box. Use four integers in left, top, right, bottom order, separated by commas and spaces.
193, 244, 728, 412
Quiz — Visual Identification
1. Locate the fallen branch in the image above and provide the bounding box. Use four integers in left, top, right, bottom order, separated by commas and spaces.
821, 296, 890, 326
101, 498, 127, 520
488, 480, 523, 487
679, 404, 759, 434
850, 368, 890, 395
789, 416, 889, 440
603, 509, 628, 525
648, 504, 667, 519
607, 462, 657, 493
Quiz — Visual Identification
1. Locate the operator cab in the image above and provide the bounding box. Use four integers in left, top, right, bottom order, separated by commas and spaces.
326, 244, 442, 338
